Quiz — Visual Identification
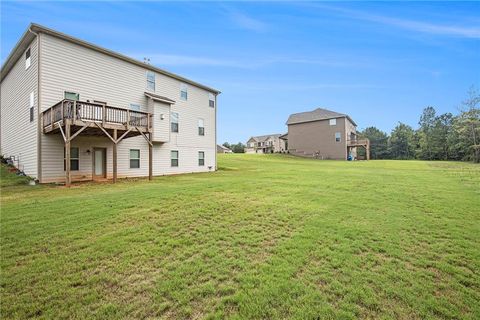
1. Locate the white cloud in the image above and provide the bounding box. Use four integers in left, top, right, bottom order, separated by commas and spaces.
229, 10, 268, 32
311, 4, 480, 39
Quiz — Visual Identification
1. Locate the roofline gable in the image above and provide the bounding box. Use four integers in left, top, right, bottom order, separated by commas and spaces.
1, 23, 221, 94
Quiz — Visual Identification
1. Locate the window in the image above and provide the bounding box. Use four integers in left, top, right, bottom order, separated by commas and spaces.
130, 149, 140, 168
64, 91, 79, 101
180, 84, 188, 100
198, 118, 205, 136
171, 112, 179, 133
198, 151, 205, 166
64, 147, 79, 171
29, 92, 34, 122
329, 118, 337, 126
335, 132, 341, 142
146, 71, 155, 91
25, 48, 31, 69
130, 104, 141, 111
208, 93, 215, 108
171, 150, 179, 167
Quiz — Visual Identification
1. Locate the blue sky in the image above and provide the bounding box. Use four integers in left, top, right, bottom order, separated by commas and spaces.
1, 1, 479, 143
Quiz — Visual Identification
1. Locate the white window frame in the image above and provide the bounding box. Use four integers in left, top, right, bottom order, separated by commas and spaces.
129, 104, 141, 111
64, 147, 79, 171
180, 84, 188, 100
25, 48, 31, 70
171, 112, 179, 133
198, 118, 205, 136
64, 91, 79, 101
129, 149, 140, 169
198, 151, 205, 166
208, 93, 215, 107
335, 132, 341, 142
29, 92, 34, 122
146, 71, 155, 91
329, 118, 337, 126
171, 150, 179, 167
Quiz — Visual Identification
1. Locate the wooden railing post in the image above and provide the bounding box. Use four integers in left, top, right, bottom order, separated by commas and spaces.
127, 110, 130, 129
102, 103, 106, 126
65, 121, 71, 187
73, 101, 77, 122
50, 107, 54, 127
149, 132, 153, 181
113, 129, 117, 183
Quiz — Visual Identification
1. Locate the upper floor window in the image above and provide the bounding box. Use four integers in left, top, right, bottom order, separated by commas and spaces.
180, 84, 188, 100
198, 118, 205, 136
198, 151, 205, 166
329, 118, 337, 126
25, 48, 31, 70
335, 132, 341, 142
208, 93, 215, 107
146, 71, 155, 91
171, 112, 179, 133
64, 91, 79, 101
29, 92, 34, 122
130, 104, 141, 111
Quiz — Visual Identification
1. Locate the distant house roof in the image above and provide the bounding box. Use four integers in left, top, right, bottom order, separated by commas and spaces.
279, 133, 288, 140
247, 134, 282, 143
286, 108, 357, 126
217, 144, 232, 152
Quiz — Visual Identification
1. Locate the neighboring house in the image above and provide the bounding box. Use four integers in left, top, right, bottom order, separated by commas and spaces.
0, 23, 220, 186
217, 144, 233, 153
245, 134, 286, 154
284, 108, 369, 160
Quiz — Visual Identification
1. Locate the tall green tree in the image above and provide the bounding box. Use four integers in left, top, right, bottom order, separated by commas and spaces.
389, 123, 416, 159
453, 88, 480, 162
359, 127, 389, 159
417, 106, 437, 160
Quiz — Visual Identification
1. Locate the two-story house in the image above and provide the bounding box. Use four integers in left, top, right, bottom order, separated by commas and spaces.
284, 108, 369, 160
245, 134, 286, 154
0, 24, 220, 186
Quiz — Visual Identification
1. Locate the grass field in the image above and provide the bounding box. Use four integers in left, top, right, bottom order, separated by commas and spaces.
1, 155, 479, 319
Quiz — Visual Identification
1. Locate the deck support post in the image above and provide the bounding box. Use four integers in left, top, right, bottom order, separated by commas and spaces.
148, 132, 153, 181
113, 129, 118, 183
366, 142, 370, 160
65, 121, 71, 187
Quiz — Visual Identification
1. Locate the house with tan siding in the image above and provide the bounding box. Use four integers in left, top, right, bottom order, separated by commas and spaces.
284, 108, 369, 160
245, 134, 286, 154
0, 24, 220, 185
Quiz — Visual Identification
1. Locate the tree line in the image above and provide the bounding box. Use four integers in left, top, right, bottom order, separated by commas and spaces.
358, 88, 480, 162
221, 142, 246, 153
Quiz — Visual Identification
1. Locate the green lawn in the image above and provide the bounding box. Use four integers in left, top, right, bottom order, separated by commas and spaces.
1, 155, 479, 319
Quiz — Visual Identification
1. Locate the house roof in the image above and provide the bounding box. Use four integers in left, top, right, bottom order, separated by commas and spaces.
286, 107, 357, 126
144, 92, 176, 104
217, 144, 232, 151
247, 134, 282, 143
1, 23, 221, 94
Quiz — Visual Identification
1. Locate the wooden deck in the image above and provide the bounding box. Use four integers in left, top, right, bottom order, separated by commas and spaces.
41, 99, 153, 186
42, 99, 152, 137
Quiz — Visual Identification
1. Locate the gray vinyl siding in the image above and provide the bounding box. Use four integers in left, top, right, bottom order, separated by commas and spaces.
39, 33, 216, 182
0, 38, 38, 177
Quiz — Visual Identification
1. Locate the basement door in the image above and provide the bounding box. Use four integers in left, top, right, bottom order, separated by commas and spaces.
93, 148, 107, 179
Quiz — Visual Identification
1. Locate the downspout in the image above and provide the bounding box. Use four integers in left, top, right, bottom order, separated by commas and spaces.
29, 26, 42, 183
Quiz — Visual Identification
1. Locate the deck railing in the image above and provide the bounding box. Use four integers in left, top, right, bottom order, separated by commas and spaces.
347, 139, 369, 146
42, 99, 152, 130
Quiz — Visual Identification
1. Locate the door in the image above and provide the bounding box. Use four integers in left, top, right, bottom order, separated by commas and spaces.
93, 148, 106, 179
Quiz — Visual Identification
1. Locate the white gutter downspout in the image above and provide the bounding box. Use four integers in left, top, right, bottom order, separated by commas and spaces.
29, 26, 42, 183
